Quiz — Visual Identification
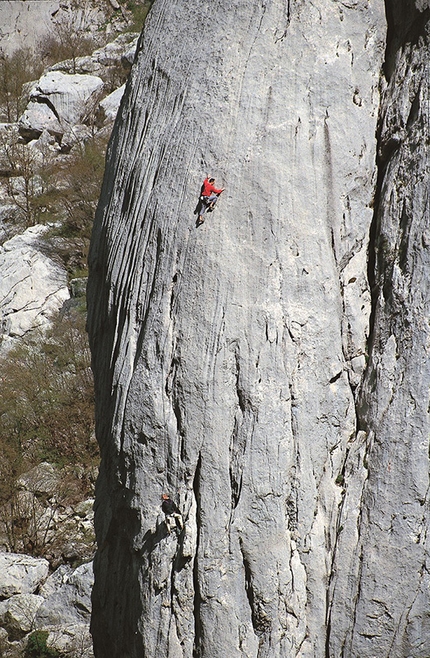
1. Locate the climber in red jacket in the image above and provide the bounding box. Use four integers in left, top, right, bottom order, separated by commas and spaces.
198, 176, 224, 224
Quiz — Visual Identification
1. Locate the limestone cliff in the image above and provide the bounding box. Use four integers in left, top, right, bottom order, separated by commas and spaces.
87, 1, 430, 656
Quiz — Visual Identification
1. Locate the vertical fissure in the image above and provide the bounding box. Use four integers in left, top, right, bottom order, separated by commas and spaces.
361, 1, 430, 419
192, 452, 202, 658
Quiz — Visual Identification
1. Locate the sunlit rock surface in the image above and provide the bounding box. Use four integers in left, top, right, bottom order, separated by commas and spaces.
0, 225, 69, 351
87, 0, 430, 656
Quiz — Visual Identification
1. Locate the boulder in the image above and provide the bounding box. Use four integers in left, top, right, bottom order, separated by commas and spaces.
97, 84, 125, 124
0, 594, 44, 641
60, 124, 93, 153
49, 33, 139, 78
18, 102, 63, 142
38, 565, 73, 599
121, 39, 139, 68
16, 463, 61, 499
0, 224, 69, 351
47, 623, 93, 657
0, 553, 49, 598
19, 72, 104, 140
35, 561, 93, 629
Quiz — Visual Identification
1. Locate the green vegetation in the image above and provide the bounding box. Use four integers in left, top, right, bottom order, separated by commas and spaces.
40, 134, 109, 278
0, 0, 156, 562
25, 631, 60, 658
126, 0, 154, 32
0, 307, 98, 557
0, 49, 43, 123
0, 307, 97, 486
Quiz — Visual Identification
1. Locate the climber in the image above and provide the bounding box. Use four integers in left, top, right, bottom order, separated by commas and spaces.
197, 176, 225, 224
161, 493, 184, 534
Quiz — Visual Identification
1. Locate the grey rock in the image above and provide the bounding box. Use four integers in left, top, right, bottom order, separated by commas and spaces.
0, 224, 69, 351
38, 564, 73, 599
47, 623, 93, 657
60, 124, 94, 152
328, 4, 430, 657
0, 553, 49, 598
35, 561, 93, 628
0, 1, 60, 56
49, 33, 139, 79
97, 84, 125, 124
19, 72, 104, 140
87, 0, 430, 657
121, 39, 139, 68
18, 102, 63, 142
87, 0, 391, 656
0, 594, 44, 641
74, 498, 94, 518
16, 462, 61, 499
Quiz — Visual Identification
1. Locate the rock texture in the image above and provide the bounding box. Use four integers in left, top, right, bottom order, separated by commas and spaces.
87, 0, 430, 657
0, 554, 94, 657
0, 554, 49, 598
328, 3, 430, 656
0, 1, 60, 56
0, 225, 69, 351
19, 72, 104, 141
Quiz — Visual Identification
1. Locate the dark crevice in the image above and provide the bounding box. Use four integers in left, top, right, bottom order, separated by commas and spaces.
170, 272, 179, 318
329, 371, 342, 384
383, 3, 430, 80
363, 1, 429, 402
325, 443, 350, 657
274, 0, 293, 42
34, 95, 62, 123
239, 538, 270, 638
406, 91, 420, 129
229, 347, 255, 509
121, 169, 136, 217
192, 453, 202, 658
241, 540, 257, 632
134, 225, 163, 366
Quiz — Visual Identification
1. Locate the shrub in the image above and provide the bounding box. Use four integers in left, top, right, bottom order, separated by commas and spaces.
25, 630, 60, 658
0, 48, 43, 122
0, 307, 97, 476
39, 0, 100, 72
126, 0, 154, 31
42, 133, 108, 277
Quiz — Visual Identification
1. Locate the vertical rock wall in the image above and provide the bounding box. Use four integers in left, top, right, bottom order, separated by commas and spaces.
87, 0, 429, 656
328, 3, 430, 657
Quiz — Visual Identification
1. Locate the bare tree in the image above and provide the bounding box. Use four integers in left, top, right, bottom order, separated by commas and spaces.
0, 47, 42, 123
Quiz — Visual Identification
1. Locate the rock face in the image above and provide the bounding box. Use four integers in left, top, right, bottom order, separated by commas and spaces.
328, 3, 430, 657
0, 1, 60, 56
87, 1, 430, 657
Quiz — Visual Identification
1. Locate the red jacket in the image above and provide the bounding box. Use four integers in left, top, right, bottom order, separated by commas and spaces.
201, 178, 223, 196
